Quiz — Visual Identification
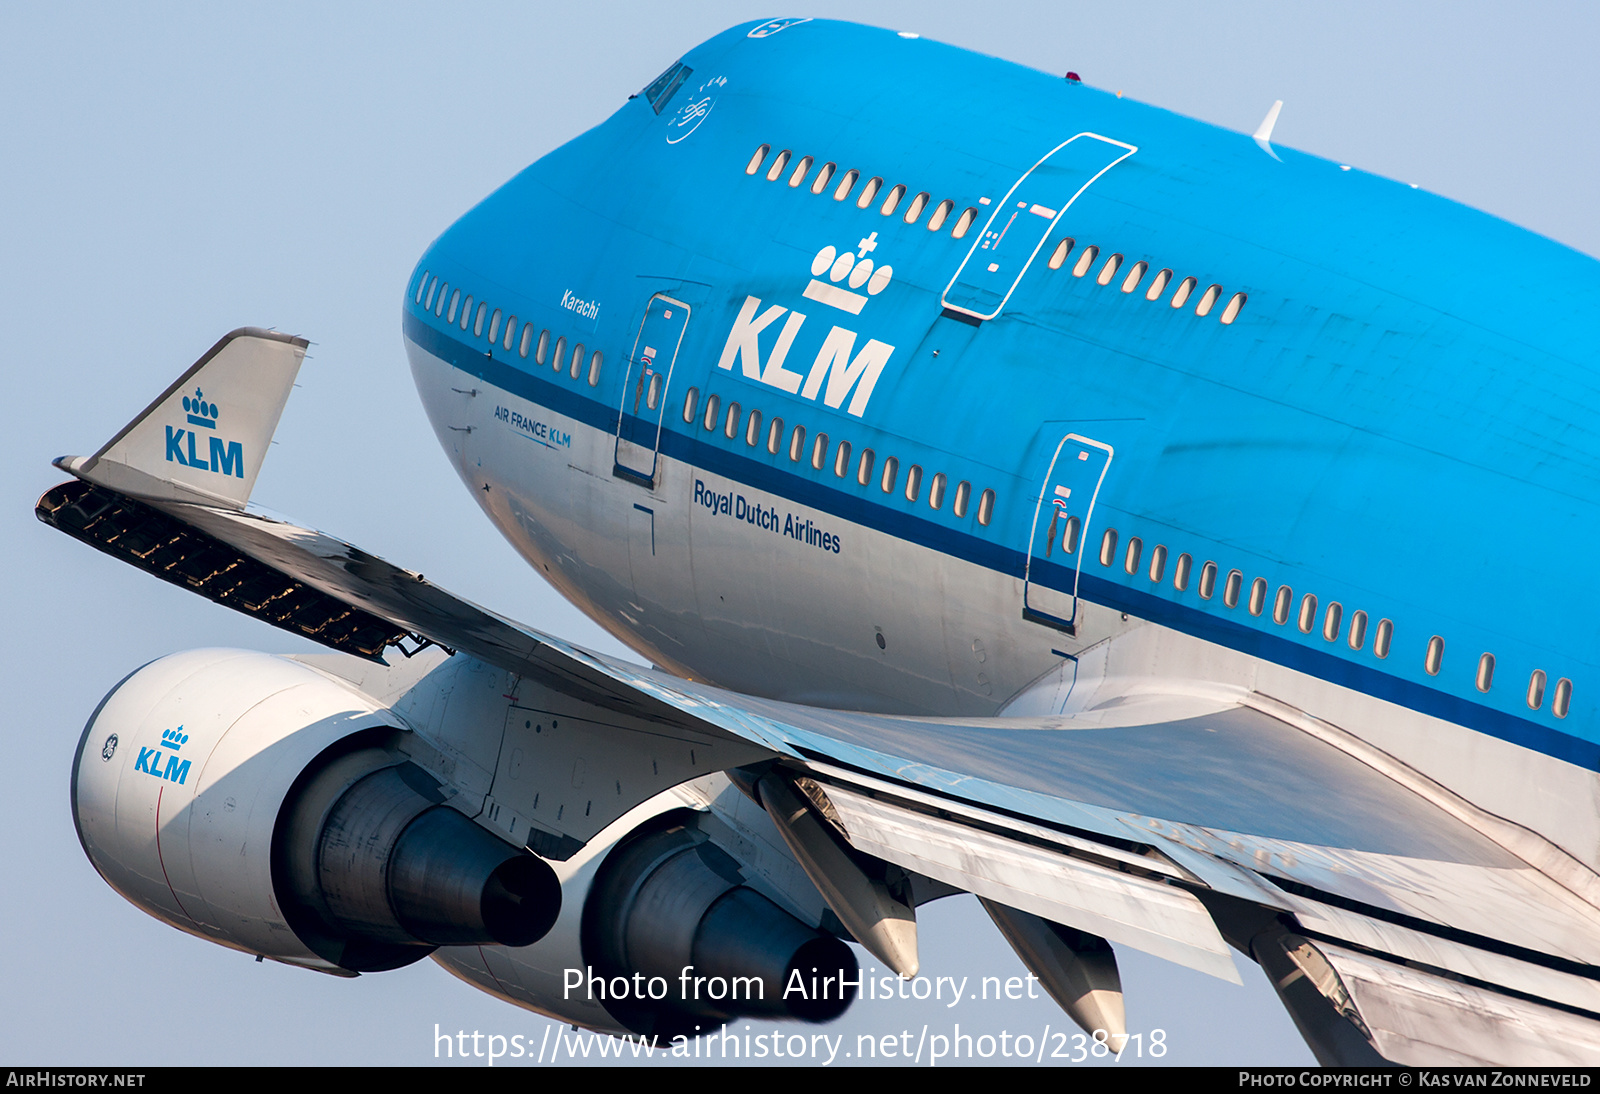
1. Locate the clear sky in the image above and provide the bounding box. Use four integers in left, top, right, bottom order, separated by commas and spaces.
5, 0, 1599, 1067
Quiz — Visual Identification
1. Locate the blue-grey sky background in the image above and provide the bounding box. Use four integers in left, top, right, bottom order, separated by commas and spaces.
5, 1, 1597, 1067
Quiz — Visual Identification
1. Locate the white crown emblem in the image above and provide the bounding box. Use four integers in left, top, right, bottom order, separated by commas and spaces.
802, 233, 893, 315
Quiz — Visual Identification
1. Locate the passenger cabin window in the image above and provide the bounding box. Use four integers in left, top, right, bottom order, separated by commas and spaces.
789, 424, 806, 462
857, 448, 875, 486
929, 472, 946, 509
1146, 269, 1172, 301
1170, 277, 1197, 308
746, 145, 770, 175
1195, 284, 1223, 317
833, 439, 851, 477
745, 408, 763, 446
535, 329, 550, 366
1298, 593, 1317, 633
551, 336, 566, 373
435, 283, 449, 316
1248, 577, 1268, 617
587, 351, 602, 387
724, 401, 741, 439
424, 276, 439, 311
767, 417, 784, 454
1062, 515, 1080, 554
1425, 635, 1444, 676
460, 296, 474, 330
1476, 653, 1495, 693
703, 393, 721, 431
473, 302, 487, 337
519, 323, 533, 358
1123, 536, 1142, 575
765, 150, 791, 182
1096, 254, 1123, 286
1099, 529, 1118, 567
811, 433, 829, 469
1554, 678, 1572, 719
1199, 561, 1217, 599
1173, 552, 1192, 591
416, 272, 430, 304
1148, 544, 1167, 583
1048, 238, 1075, 270
810, 163, 836, 195
1073, 246, 1099, 278
856, 177, 883, 209
1322, 602, 1342, 642
1223, 570, 1243, 609
487, 309, 500, 345
1120, 261, 1147, 294
905, 464, 923, 502
1220, 292, 1247, 324
879, 184, 906, 217
927, 199, 954, 232
904, 192, 930, 224
953, 480, 971, 518
1374, 618, 1393, 658
951, 208, 978, 239
833, 169, 860, 202
787, 156, 814, 188
447, 289, 461, 323
1348, 610, 1367, 650
1528, 669, 1547, 710
977, 488, 995, 527
570, 343, 584, 379
880, 455, 899, 494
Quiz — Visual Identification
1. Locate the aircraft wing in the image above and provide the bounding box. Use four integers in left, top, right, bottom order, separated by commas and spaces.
39, 330, 1600, 1065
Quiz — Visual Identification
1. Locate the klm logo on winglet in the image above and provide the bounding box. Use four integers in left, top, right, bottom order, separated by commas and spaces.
716, 234, 895, 417
134, 727, 192, 785
165, 388, 245, 477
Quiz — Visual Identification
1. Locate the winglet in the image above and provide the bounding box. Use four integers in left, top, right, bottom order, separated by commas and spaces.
55, 328, 308, 510
1253, 99, 1284, 162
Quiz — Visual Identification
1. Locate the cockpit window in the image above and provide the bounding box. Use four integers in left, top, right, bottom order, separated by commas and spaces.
642, 62, 692, 114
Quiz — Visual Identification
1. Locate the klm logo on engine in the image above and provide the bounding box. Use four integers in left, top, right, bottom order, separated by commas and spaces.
134, 727, 192, 786
716, 234, 895, 417
164, 388, 245, 478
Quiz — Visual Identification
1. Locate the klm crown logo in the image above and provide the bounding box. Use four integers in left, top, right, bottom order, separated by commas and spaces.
166, 388, 244, 478
134, 725, 192, 786
182, 388, 220, 429
802, 233, 893, 316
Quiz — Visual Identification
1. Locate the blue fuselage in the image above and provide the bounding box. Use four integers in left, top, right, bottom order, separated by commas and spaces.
402, 19, 1600, 778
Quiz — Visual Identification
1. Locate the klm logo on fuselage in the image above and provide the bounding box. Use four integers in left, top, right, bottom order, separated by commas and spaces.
716, 234, 896, 417
134, 727, 192, 786
165, 388, 244, 478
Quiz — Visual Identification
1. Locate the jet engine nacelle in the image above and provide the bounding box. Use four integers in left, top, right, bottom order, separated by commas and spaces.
72, 648, 559, 974
435, 785, 858, 1037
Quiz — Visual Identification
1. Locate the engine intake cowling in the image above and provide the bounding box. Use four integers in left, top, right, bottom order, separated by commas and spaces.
72, 648, 559, 974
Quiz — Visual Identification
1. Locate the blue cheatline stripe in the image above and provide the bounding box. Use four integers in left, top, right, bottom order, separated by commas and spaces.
404, 309, 1598, 770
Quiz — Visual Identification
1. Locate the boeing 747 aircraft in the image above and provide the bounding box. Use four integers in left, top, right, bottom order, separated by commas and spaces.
38, 18, 1600, 1065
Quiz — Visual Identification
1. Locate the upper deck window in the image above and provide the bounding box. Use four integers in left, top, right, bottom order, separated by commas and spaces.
880, 184, 906, 217
415, 271, 430, 305
1145, 269, 1172, 301
927, 200, 954, 232
951, 208, 978, 239
1096, 254, 1123, 287
745, 145, 771, 176
1120, 261, 1147, 294
1073, 247, 1099, 278
856, 177, 883, 209
765, 150, 792, 182
903, 192, 930, 224
1195, 284, 1222, 317
1220, 292, 1247, 324
977, 488, 995, 526
1048, 238, 1075, 270
810, 163, 836, 195
833, 169, 860, 202
1170, 277, 1197, 308
787, 156, 813, 188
